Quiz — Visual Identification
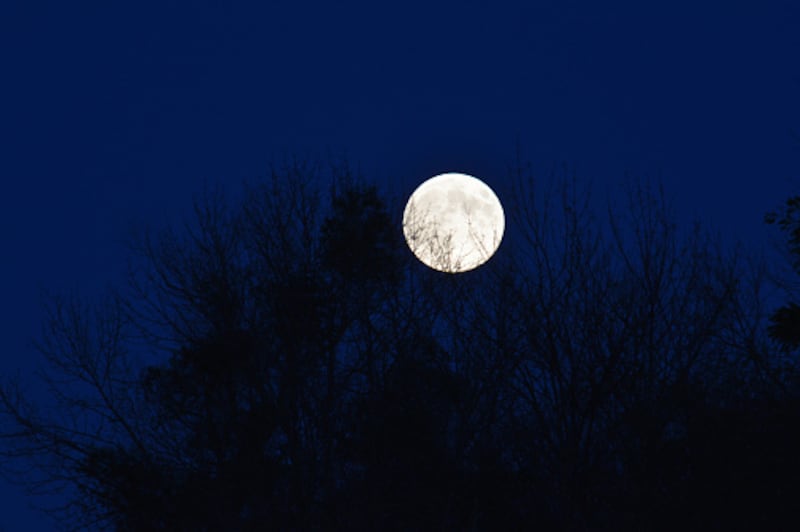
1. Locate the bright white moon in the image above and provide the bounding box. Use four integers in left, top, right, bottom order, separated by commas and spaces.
403, 172, 505, 273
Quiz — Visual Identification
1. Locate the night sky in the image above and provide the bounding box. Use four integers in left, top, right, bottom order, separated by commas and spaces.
2, 1, 800, 528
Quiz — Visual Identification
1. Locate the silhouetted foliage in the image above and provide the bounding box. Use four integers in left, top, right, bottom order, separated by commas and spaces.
1, 159, 797, 530
321, 181, 405, 286
766, 196, 800, 349
768, 302, 800, 348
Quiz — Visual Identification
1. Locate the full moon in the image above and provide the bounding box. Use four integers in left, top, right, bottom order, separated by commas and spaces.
402, 172, 505, 273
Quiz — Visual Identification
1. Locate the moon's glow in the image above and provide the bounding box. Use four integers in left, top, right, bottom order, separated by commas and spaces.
403, 172, 505, 273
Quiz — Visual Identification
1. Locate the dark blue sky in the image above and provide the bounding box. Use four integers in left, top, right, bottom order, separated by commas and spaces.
2, 1, 799, 528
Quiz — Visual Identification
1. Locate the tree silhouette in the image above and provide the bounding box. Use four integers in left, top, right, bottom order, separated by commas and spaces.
1, 159, 795, 530
766, 196, 800, 349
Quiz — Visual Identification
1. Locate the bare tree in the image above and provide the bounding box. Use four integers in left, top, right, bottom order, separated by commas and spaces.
0, 158, 788, 530
434, 166, 787, 528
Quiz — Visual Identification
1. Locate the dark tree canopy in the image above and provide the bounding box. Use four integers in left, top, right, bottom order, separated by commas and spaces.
2, 160, 799, 531
320, 182, 405, 285
766, 196, 800, 349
